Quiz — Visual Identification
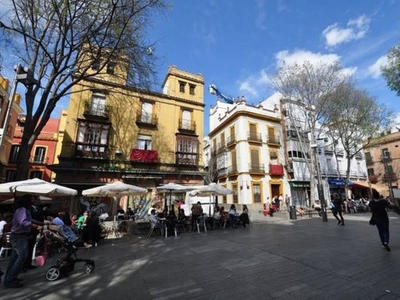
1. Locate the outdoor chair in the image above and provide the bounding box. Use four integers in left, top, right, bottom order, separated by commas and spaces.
0, 232, 12, 258
147, 220, 163, 237
196, 216, 207, 233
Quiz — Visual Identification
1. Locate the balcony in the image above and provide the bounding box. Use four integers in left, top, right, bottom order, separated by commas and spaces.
136, 112, 158, 127
75, 143, 107, 159
226, 135, 237, 147
249, 164, 265, 174
29, 156, 48, 165
247, 132, 262, 144
269, 164, 284, 176
178, 119, 196, 133
83, 105, 110, 120
175, 152, 198, 165
383, 172, 397, 182
267, 136, 280, 146
228, 165, 238, 175
381, 153, 392, 162
130, 149, 158, 163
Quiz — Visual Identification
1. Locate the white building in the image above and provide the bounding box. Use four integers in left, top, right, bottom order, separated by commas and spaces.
207, 98, 290, 209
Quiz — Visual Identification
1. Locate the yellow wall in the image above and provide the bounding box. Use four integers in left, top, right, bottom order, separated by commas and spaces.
61, 65, 205, 165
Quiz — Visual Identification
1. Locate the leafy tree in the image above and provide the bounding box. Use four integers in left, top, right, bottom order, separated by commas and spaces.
382, 45, 400, 96
0, 0, 168, 180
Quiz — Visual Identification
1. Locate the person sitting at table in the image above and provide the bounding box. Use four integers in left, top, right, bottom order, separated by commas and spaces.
239, 205, 250, 228
228, 204, 238, 229
166, 210, 177, 236
149, 209, 160, 227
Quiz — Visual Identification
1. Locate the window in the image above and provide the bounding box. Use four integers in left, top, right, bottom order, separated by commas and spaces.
137, 135, 152, 150
107, 61, 116, 74
216, 152, 227, 170
181, 109, 191, 129
90, 93, 106, 116
33, 146, 46, 163
5, 170, 16, 182
30, 171, 43, 179
76, 121, 110, 155
176, 135, 198, 165
382, 148, 390, 159
367, 168, 375, 176
249, 123, 257, 139
250, 150, 260, 168
179, 81, 186, 93
189, 84, 196, 95
268, 127, 276, 142
9, 145, 20, 163
232, 183, 238, 204
91, 58, 100, 70
253, 183, 261, 203
140, 102, 153, 123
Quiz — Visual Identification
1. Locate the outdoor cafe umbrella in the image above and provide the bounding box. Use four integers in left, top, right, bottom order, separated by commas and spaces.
0, 178, 78, 197
82, 181, 147, 217
156, 183, 192, 211
189, 183, 233, 215
82, 181, 147, 197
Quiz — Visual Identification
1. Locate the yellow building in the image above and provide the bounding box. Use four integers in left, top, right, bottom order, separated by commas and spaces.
49, 62, 206, 209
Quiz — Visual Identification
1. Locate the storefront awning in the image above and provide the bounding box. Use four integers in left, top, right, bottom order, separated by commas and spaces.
352, 181, 389, 197
328, 179, 353, 186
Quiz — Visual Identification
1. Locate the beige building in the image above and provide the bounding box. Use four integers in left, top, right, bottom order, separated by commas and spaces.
363, 131, 400, 197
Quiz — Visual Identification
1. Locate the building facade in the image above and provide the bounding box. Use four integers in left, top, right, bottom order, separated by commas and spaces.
5, 116, 60, 183
208, 99, 289, 208
49, 62, 206, 209
0, 75, 23, 183
363, 131, 400, 197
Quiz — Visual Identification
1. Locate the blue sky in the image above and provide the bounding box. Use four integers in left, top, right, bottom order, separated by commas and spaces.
147, 0, 400, 134
1, 0, 399, 135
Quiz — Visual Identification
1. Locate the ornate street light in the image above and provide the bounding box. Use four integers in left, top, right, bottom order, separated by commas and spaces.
0, 65, 38, 151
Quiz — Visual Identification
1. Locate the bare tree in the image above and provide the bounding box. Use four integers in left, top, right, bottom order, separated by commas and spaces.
272, 60, 351, 210
324, 83, 394, 200
0, 0, 168, 180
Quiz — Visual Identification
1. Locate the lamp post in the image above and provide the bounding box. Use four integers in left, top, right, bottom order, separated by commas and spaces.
0, 65, 38, 158
311, 141, 328, 222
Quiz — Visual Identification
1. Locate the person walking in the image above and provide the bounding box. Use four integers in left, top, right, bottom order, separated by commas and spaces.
4, 195, 41, 288
332, 193, 345, 226
369, 196, 395, 252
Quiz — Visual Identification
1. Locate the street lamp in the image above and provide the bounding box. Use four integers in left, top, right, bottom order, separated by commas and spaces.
311, 142, 328, 222
0, 65, 38, 152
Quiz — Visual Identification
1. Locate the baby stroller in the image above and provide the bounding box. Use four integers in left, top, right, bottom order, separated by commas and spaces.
44, 225, 95, 281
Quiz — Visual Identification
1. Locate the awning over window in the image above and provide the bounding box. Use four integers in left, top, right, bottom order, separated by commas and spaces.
352, 181, 389, 197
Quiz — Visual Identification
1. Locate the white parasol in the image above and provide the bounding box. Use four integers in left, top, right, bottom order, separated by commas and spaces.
0, 178, 77, 196
82, 181, 147, 197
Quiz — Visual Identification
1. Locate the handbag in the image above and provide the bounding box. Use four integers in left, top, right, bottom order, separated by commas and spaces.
369, 216, 377, 226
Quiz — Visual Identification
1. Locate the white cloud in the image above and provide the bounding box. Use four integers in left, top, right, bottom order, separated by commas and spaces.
238, 49, 359, 101
367, 55, 388, 78
275, 49, 341, 68
322, 15, 371, 48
